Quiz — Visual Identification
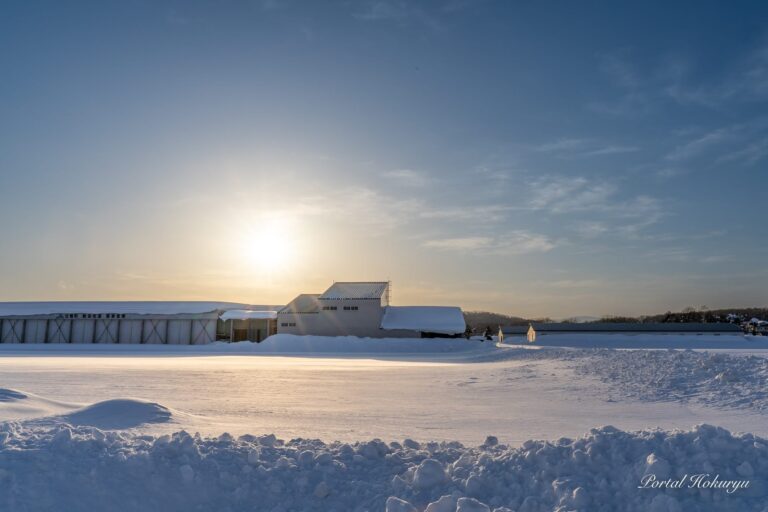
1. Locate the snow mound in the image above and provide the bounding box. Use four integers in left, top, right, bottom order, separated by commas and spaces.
0, 423, 764, 511
0, 389, 27, 402
61, 399, 173, 429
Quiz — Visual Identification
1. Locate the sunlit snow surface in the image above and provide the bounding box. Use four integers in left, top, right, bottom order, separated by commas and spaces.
2, 335, 768, 511
0, 335, 767, 443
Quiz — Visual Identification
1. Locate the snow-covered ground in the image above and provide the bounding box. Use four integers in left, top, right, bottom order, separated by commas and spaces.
1, 334, 768, 511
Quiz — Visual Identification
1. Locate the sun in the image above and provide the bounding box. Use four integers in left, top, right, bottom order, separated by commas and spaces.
242, 217, 297, 273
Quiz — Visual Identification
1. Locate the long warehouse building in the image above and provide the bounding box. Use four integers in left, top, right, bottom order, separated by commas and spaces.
0, 302, 278, 344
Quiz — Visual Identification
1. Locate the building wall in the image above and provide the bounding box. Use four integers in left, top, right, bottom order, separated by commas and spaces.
0, 315, 219, 344
277, 299, 426, 338
278, 299, 396, 337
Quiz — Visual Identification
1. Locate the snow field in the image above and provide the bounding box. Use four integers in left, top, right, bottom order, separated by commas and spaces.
0, 335, 498, 357
0, 422, 765, 512
492, 348, 768, 412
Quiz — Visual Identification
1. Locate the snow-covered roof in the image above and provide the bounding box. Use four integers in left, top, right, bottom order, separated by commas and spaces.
219, 310, 278, 321
0, 301, 253, 317
381, 306, 466, 335
278, 294, 321, 314
319, 282, 388, 300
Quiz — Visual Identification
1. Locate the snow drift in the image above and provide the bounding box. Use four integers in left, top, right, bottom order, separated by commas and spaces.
0, 422, 764, 511
61, 399, 173, 429
486, 347, 768, 413
0, 388, 78, 420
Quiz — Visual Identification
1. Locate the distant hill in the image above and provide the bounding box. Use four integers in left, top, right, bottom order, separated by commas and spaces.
463, 311, 531, 332
561, 316, 600, 323
466, 307, 767, 330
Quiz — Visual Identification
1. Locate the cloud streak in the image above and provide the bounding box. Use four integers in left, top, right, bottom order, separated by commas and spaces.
423, 230, 557, 256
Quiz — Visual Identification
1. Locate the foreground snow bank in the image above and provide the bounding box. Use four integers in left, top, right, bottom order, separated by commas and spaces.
0, 422, 765, 512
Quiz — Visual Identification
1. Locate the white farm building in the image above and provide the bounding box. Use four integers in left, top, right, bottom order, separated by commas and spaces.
277, 282, 466, 338
0, 281, 466, 344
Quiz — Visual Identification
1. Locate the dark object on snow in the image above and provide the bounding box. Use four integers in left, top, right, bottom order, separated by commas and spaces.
483, 326, 493, 341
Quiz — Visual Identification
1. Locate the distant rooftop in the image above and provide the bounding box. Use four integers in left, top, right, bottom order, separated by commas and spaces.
0, 301, 255, 317
381, 306, 466, 335
319, 282, 389, 300
219, 310, 278, 321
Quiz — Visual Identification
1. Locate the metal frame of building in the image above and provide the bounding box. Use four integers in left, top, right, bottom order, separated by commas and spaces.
0, 302, 277, 344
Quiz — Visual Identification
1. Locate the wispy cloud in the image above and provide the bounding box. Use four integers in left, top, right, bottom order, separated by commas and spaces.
589, 50, 654, 117
418, 204, 512, 222
535, 138, 591, 152
581, 145, 639, 156
353, 0, 443, 30
665, 45, 768, 107
423, 230, 557, 255
655, 167, 686, 179
524, 175, 665, 240
535, 138, 639, 157
546, 279, 605, 289
527, 176, 617, 213
381, 169, 429, 187
573, 221, 609, 239
665, 127, 736, 161
717, 136, 768, 166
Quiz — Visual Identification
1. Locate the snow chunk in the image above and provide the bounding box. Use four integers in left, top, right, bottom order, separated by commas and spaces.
413, 459, 447, 489
425, 494, 458, 512
386, 497, 418, 512
457, 497, 491, 512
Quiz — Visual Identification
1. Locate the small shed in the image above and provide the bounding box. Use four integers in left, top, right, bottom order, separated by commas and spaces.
218, 310, 278, 342
380, 306, 466, 337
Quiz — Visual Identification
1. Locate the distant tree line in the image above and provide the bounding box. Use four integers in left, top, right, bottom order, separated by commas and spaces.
594, 306, 768, 324
464, 306, 768, 331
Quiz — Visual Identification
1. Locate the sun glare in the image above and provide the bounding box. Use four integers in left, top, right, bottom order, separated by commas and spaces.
242, 217, 297, 273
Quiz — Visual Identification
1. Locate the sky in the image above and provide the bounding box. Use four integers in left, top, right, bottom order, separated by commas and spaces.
1, 0, 767, 318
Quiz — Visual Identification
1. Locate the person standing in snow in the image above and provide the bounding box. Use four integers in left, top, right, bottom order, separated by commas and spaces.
483, 326, 493, 341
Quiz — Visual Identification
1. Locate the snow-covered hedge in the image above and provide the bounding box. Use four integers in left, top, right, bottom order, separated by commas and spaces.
0, 422, 765, 511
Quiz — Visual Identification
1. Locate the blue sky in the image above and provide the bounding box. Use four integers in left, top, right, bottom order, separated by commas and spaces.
0, 1, 766, 317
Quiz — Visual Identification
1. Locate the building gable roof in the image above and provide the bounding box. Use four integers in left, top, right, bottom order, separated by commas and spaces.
278, 294, 321, 314
319, 282, 389, 300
